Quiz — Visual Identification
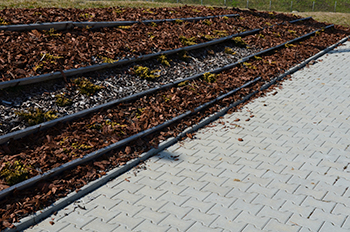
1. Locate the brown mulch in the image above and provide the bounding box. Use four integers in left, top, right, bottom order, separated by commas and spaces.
0, 9, 306, 82
0, 18, 349, 229
0, 5, 297, 25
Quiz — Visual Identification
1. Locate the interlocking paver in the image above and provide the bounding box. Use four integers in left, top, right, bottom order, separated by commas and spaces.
25, 42, 350, 232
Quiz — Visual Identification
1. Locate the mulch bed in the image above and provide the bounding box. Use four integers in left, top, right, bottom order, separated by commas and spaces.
0, 5, 295, 25
0, 6, 349, 230
0, 8, 304, 82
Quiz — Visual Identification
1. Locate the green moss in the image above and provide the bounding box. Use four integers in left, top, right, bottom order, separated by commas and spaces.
232, 37, 247, 48
243, 62, 257, 69
285, 43, 296, 48
157, 54, 170, 66
40, 53, 63, 60
224, 47, 236, 55
192, 9, 201, 13
203, 19, 212, 26
163, 95, 172, 102
117, 25, 131, 30
273, 32, 281, 37
55, 94, 72, 107
71, 143, 92, 150
149, 22, 157, 27
213, 30, 228, 37
203, 34, 216, 40
265, 22, 272, 26
15, 108, 58, 126
79, 13, 94, 18
254, 56, 262, 60
0, 161, 30, 185
207, 49, 215, 55
174, 19, 183, 24
179, 36, 197, 46
134, 66, 160, 80
177, 80, 189, 87
98, 55, 118, 63
72, 77, 103, 95
202, 72, 217, 83
177, 50, 191, 61
114, 9, 124, 14
143, 8, 155, 14
43, 28, 61, 37
0, 17, 8, 25
207, 6, 215, 10
222, 16, 229, 20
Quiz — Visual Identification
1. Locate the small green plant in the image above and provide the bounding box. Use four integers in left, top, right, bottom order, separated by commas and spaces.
265, 22, 272, 26
114, 9, 124, 14
224, 47, 236, 55
163, 95, 172, 102
98, 55, 118, 63
268, 12, 275, 19
285, 43, 296, 48
203, 19, 212, 26
71, 143, 92, 150
243, 62, 257, 69
44, 28, 61, 37
254, 56, 262, 60
273, 32, 281, 37
222, 16, 229, 20
202, 72, 217, 83
134, 66, 160, 80
213, 30, 228, 37
33, 63, 43, 72
203, 34, 216, 40
56, 94, 72, 107
232, 37, 247, 47
143, 8, 155, 14
147, 32, 155, 40
0, 17, 8, 25
207, 6, 215, 10
288, 30, 296, 34
263, 60, 277, 65
175, 19, 183, 24
41, 53, 63, 60
207, 49, 215, 55
118, 25, 131, 30
192, 9, 201, 13
72, 77, 103, 95
16, 108, 58, 126
179, 36, 197, 46
157, 54, 170, 66
178, 50, 191, 61
150, 22, 157, 27
0, 161, 30, 185
80, 13, 93, 18
177, 80, 189, 87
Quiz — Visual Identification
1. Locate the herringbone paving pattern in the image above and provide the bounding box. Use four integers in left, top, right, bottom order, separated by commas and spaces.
26, 42, 350, 231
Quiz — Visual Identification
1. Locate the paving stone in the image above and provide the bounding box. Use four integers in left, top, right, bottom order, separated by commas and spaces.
210, 216, 247, 231
263, 219, 301, 232
132, 219, 170, 232
187, 222, 224, 232
82, 218, 120, 232
158, 202, 192, 219
158, 214, 196, 231
134, 207, 169, 224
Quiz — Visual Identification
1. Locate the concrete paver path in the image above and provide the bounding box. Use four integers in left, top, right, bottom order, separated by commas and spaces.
27, 42, 350, 231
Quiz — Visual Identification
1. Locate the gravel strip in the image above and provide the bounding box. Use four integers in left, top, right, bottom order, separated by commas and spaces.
0, 41, 258, 135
